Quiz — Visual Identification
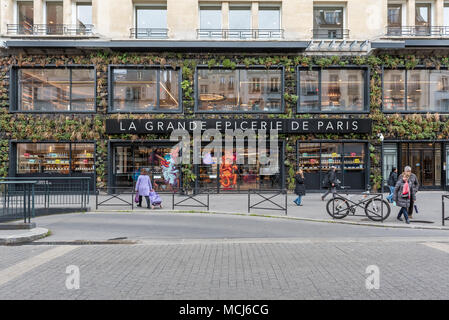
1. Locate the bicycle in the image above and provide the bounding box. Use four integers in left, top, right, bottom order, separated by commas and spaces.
326, 185, 391, 221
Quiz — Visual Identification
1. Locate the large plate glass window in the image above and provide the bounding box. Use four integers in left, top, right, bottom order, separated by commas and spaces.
111, 67, 181, 112
16, 143, 95, 175
197, 67, 283, 113
383, 69, 449, 112
298, 142, 367, 190
298, 68, 368, 113
14, 67, 95, 112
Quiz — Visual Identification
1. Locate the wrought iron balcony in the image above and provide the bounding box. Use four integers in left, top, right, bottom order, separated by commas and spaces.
197, 29, 284, 40
312, 28, 349, 39
7, 24, 94, 36
130, 28, 169, 39
386, 26, 449, 37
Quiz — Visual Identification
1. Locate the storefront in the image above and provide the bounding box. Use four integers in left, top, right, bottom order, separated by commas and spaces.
383, 141, 448, 190
9, 141, 96, 190
196, 141, 285, 192
108, 140, 180, 192
297, 141, 369, 191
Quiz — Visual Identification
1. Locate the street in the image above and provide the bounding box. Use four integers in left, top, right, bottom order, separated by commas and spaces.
1, 212, 449, 299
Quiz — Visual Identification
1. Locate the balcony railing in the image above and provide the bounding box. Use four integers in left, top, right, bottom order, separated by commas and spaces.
7, 24, 94, 36
197, 29, 284, 40
130, 28, 169, 39
386, 26, 449, 37
312, 28, 349, 39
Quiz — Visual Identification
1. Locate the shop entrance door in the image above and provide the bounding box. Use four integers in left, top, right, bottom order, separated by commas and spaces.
401, 143, 441, 189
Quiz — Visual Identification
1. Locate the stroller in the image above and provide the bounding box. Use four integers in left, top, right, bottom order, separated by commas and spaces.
149, 190, 162, 209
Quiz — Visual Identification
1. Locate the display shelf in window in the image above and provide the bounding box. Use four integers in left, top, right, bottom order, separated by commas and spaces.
321, 152, 342, 170
298, 152, 321, 171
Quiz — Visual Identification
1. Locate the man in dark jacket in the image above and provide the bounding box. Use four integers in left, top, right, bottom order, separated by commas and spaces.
398, 166, 419, 218
386, 168, 398, 203
321, 166, 338, 201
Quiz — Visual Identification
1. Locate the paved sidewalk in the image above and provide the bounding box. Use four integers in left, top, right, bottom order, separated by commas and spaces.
0, 228, 49, 245
91, 191, 449, 229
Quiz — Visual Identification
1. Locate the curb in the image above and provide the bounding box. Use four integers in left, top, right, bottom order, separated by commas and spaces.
92, 209, 449, 231
0, 228, 50, 245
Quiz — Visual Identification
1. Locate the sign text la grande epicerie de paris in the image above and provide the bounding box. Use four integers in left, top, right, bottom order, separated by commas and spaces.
105, 118, 372, 134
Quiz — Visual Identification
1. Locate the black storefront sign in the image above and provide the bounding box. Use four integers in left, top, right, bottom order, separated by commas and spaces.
106, 119, 372, 134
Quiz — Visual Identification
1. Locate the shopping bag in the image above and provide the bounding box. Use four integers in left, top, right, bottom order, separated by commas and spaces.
134, 192, 139, 203
149, 190, 162, 205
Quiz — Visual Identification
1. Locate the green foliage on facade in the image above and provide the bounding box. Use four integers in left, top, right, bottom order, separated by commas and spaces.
0, 52, 447, 189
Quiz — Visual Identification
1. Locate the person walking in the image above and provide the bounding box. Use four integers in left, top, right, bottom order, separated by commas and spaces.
393, 172, 414, 224
321, 166, 338, 201
386, 167, 398, 203
135, 169, 154, 209
398, 166, 419, 218
294, 169, 306, 206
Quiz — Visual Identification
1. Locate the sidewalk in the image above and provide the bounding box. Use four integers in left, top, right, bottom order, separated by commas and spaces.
0, 228, 49, 245
91, 191, 449, 230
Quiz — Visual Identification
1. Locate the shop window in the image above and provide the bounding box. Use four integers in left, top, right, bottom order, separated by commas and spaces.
298, 142, 366, 190
197, 67, 283, 113
112, 145, 179, 192
16, 143, 95, 175
110, 67, 181, 113
298, 68, 367, 113
383, 69, 449, 112
13, 67, 95, 112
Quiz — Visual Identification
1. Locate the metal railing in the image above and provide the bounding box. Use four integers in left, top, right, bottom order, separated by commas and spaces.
130, 28, 169, 39
248, 189, 287, 215
172, 188, 210, 211
0, 181, 36, 223
7, 24, 94, 36
0, 177, 90, 214
312, 28, 349, 39
386, 26, 449, 37
442, 195, 449, 226
197, 29, 284, 39
96, 187, 135, 210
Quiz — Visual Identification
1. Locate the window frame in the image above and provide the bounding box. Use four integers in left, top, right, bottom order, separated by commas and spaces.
296, 65, 370, 114
108, 65, 183, 114
10, 64, 97, 114
11, 140, 96, 177
382, 66, 449, 113
194, 64, 285, 114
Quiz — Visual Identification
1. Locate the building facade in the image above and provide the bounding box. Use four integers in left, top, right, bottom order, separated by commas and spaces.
1, 0, 449, 193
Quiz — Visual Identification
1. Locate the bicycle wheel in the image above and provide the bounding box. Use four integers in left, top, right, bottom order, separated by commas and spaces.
326, 197, 350, 219
364, 199, 391, 221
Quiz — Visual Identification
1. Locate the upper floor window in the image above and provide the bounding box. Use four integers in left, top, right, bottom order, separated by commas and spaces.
12, 67, 96, 112
229, 5, 251, 38
136, 5, 167, 30
298, 67, 369, 113
313, 6, 345, 39
17, 1, 33, 34
196, 67, 283, 113
46, 1, 64, 34
444, 3, 449, 27
383, 69, 449, 113
133, 4, 167, 38
76, 2, 92, 29
200, 5, 222, 30
258, 6, 281, 38
110, 67, 181, 113
387, 4, 402, 35
415, 3, 431, 35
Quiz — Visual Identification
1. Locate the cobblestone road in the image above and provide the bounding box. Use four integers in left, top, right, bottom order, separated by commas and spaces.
1, 239, 449, 299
